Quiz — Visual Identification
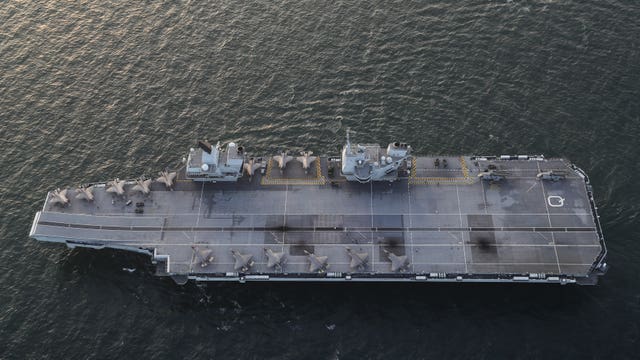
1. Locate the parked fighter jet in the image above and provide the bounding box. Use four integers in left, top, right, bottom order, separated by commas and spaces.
75, 185, 94, 201
272, 151, 293, 173
478, 169, 510, 182
156, 171, 177, 189
243, 157, 261, 178
346, 247, 368, 270
384, 249, 409, 272
296, 151, 317, 174
106, 179, 126, 196
536, 170, 567, 182
231, 250, 254, 272
192, 246, 214, 268
304, 250, 329, 273
264, 248, 286, 269
131, 178, 152, 195
50, 188, 70, 206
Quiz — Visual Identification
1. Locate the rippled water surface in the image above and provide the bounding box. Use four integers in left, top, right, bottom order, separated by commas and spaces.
1, 1, 639, 359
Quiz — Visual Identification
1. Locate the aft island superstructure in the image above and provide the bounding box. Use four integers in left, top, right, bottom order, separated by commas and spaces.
29, 133, 607, 285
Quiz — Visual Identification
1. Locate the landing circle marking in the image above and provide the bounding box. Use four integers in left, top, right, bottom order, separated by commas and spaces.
548, 196, 565, 207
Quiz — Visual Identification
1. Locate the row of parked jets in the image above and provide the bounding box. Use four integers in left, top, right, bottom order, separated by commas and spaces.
267, 150, 317, 174
192, 246, 410, 273
48, 170, 177, 206
49, 149, 317, 207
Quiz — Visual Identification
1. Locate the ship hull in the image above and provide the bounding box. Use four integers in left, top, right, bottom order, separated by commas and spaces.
30, 155, 607, 285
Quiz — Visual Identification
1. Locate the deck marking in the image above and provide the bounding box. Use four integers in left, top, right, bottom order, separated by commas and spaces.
480, 179, 489, 214
188, 182, 206, 272
455, 184, 468, 273
181, 231, 193, 241
409, 157, 475, 185
166, 260, 595, 266
158, 217, 167, 243
261, 158, 326, 185
87, 211, 594, 217
538, 162, 562, 274
370, 181, 375, 272
38, 221, 597, 233
166, 261, 593, 272
547, 196, 565, 207
407, 179, 415, 272
171, 261, 594, 266
283, 184, 288, 255
109, 241, 602, 248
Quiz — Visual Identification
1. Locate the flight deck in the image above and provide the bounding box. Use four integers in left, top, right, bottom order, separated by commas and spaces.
29, 138, 607, 285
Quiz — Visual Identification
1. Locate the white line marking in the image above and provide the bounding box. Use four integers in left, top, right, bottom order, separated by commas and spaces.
94, 241, 602, 248
39, 224, 599, 234
78, 211, 594, 217
169, 260, 595, 266
525, 182, 538, 193
282, 184, 288, 254
370, 181, 375, 272
408, 181, 415, 271
189, 182, 205, 272
538, 162, 562, 274
480, 180, 488, 214
455, 185, 468, 273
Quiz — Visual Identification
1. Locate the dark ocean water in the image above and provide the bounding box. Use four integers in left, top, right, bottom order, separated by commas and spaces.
1, 1, 639, 359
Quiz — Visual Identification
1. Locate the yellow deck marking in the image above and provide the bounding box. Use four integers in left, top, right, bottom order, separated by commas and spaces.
409, 157, 475, 185
261, 158, 326, 186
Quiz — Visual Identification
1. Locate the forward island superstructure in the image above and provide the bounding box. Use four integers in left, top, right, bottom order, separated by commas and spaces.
29, 133, 608, 285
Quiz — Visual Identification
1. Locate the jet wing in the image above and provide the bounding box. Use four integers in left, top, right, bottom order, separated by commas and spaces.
347, 248, 368, 269
265, 248, 285, 268
75, 187, 94, 201
305, 251, 328, 273
232, 250, 254, 271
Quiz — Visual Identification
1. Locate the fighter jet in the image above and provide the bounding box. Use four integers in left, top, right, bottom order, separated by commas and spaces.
75, 185, 94, 201
304, 250, 329, 273
243, 157, 261, 178
537, 170, 567, 182
231, 250, 254, 272
272, 151, 293, 173
264, 248, 286, 269
346, 247, 368, 270
131, 178, 152, 195
478, 169, 510, 182
296, 151, 317, 174
156, 171, 177, 189
50, 188, 70, 206
106, 178, 126, 196
384, 249, 409, 272
192, 246, 214, 268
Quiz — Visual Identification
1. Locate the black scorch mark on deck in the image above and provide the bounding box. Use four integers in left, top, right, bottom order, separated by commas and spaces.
467, 215, 498, 262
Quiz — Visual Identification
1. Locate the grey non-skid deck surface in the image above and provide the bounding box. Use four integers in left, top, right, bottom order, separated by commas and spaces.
32, 157, 602, 277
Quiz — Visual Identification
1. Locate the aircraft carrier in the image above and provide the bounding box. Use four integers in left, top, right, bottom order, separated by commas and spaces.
29, 133, 608, 285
